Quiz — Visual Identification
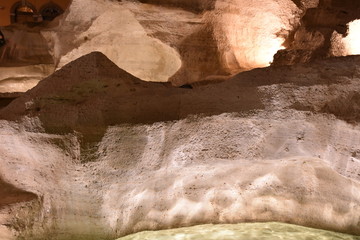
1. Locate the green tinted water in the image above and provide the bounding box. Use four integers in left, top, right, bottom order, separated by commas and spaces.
118, 222, 360, 240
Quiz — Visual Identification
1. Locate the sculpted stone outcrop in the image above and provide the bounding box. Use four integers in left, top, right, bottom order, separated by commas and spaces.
1, 0, 360, 91
45, 0, 360, 86
1, 52, 360, 239
273, 0, 360, 65
48, 0, 300, 85
48, 0, 182, 83
1, 1, 360, 239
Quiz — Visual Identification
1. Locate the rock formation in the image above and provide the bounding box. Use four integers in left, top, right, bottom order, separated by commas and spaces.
2, 0, 360, 91
1, 0, 360, 239
273, 0, 360, 65
1, 52, 360, 239
42, 0, 301, 85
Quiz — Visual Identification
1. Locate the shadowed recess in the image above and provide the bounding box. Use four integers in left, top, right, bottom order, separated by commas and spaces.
0, 178, 37, 208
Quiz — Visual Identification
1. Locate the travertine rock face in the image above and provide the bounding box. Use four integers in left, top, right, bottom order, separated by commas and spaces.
48, 0, 182, 83
41, 0, 302, 85
212, 0, 298, 71
1, 52, 360, 239
45, 0, 360, 86
273, 0, 360, 65
1, 0, 360, 239
4, 52, 360, 132
2, 0, 360, 91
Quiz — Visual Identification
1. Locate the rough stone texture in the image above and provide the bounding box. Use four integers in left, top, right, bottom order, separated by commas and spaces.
43, 0, 182, 83
40, 0, 302, 86
273, 0, 360, 66
1, 52, 360, 239
0, 26, 54, 92
1, 2, 360, 240
4, 52, 360, 132
2, 0, 360, 91
45, 0, 360, 86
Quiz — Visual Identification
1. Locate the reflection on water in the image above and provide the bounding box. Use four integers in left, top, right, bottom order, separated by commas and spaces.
118, 222, 360, 240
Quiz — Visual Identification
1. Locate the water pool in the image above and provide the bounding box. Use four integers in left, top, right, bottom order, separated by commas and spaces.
118, 222, 360, 240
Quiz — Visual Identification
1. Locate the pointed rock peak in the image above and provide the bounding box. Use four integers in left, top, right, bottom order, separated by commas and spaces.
54, 51, 125, 76
0, 51, 156, 123
14, 51, 161, 104
35, 51, 143, 92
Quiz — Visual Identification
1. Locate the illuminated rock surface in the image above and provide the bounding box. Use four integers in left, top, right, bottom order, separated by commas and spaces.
2, 0, 360, 91
118, 222, 360, 240
51, 0, 300, 85
1, 1, 360, 239
51, 0, 182, 83
1, 52, 360, 239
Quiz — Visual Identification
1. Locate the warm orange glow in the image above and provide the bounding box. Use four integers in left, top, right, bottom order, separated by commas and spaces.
219, 17, 289, 71
0, 0, 71, 26
17, 6, 34, 13
214, 0, 297, 73
342, 19, 360, 55
255, 37, 286, 67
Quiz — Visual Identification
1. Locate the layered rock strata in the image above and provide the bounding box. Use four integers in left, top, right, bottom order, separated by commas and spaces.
0, 52, 360, 239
